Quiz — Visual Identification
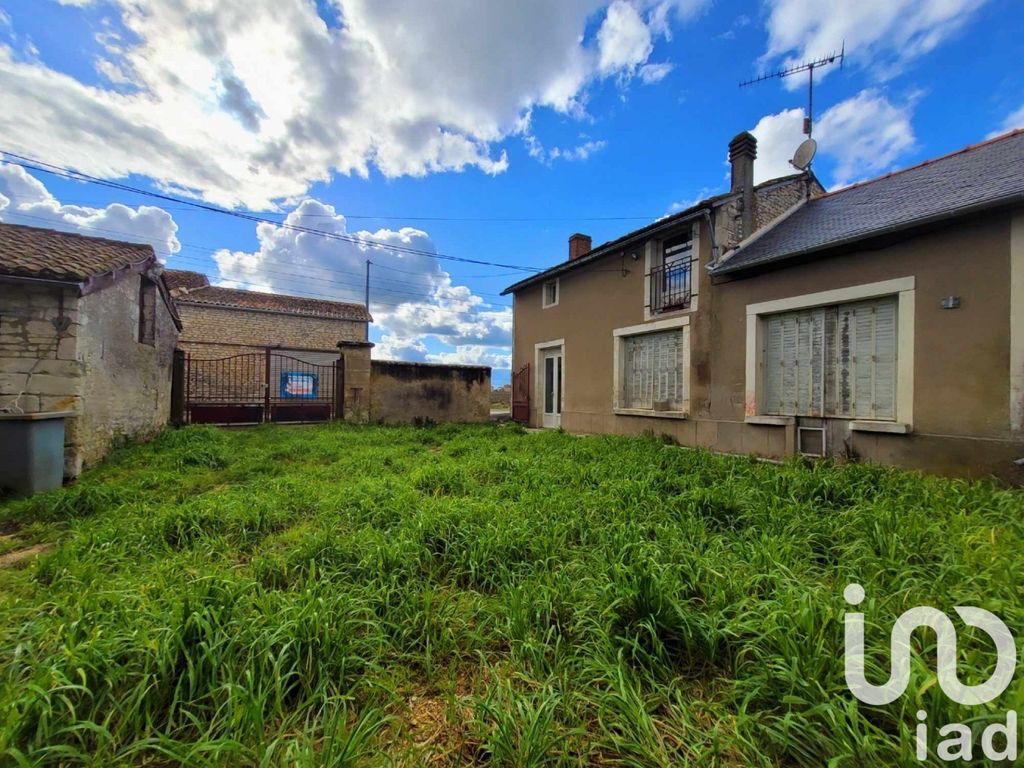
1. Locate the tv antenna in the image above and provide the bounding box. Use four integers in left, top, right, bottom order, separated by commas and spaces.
739, 43, 845, 140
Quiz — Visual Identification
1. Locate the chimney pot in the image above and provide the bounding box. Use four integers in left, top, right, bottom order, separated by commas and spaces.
568, 233, 592, 261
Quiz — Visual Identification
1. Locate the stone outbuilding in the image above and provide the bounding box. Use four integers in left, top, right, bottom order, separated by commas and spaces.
165, 269, 374, 420
0, 222, 181, 477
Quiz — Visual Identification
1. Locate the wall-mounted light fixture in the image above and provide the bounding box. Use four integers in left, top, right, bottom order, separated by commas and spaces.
940, 296, 961, 310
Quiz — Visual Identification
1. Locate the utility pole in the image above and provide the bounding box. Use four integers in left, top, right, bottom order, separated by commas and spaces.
364, 259, 371, 341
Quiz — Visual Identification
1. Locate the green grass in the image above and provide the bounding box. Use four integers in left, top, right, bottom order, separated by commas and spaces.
0, 423, 1022, 766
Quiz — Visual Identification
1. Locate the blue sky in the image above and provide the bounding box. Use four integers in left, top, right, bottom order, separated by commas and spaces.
0, 0, 1022, 385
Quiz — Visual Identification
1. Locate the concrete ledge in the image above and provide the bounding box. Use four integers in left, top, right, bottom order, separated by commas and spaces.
0, 410, 76, 421
614, 408, 688, 420
851, 420, 911, 434
745, 415, 794, 426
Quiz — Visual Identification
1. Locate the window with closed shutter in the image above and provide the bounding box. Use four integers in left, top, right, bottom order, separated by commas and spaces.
623, 329, 687, 410
762, 296, 897, 420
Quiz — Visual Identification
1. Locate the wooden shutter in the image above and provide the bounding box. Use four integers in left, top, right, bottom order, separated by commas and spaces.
624, 329, 686, 410
835, 297, 897, 419
763, 309, 824, 415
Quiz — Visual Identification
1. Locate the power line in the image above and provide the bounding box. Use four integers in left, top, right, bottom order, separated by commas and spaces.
0, 208, 514, 300
0, 151, 543, 273
0, 211, 512, 315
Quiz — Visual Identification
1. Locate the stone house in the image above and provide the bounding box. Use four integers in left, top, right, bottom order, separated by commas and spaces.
0, 222, 181, 477
165, 270, 374, 420
505, 130, 1024, 482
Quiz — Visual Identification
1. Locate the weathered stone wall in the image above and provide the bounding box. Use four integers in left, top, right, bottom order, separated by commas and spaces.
1, 277, 178, 476
74, 274, 179, 474
717, 175, 821, 249
370, 361, 490, 424
0, 283, 83, 475
176, 303, 366, 350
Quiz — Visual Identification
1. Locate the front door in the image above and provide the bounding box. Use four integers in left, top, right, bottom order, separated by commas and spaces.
541, 347, 563, 428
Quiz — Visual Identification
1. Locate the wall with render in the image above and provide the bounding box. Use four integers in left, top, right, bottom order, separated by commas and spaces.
370, 361, 490, 424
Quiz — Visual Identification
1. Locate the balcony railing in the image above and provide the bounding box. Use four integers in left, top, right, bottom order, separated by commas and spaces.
649, 260, 693, 313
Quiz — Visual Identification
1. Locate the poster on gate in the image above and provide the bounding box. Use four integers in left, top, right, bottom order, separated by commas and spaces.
280, 372, 318, 399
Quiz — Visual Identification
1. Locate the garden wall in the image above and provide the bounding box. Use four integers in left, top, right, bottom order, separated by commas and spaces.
370, 361, 490, 424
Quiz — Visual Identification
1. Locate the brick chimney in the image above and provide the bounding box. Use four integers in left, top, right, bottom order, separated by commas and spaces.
568, 233, 592, 261
729, 131, 757, 240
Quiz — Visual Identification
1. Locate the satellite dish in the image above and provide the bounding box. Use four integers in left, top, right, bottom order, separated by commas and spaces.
791, 138, 817, 171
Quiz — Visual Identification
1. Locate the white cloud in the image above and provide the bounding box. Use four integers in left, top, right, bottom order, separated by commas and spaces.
427, 346, 512, 370
988, 104, 1024, 139
638, 61, 673, 84
0, 0, 692, 209
750, 90, 916, 186
214, 198, 513, 365
763, 0, 988, 85
597, 1, 653, 75
749, 108, 806, 183
525, 135, 608, 164
0, 163, 180, 254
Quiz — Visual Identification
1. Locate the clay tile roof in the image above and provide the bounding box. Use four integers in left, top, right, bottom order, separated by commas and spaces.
175, 283, 372, 322
0, 221, 155, 282
711, 129, 1024, 275
163, 269, 210, 292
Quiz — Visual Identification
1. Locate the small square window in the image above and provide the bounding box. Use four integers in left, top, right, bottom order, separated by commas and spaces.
542, 279, 559, 308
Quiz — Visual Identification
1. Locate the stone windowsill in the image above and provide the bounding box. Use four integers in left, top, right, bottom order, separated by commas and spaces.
614, 408, 688, 420
745, 415, 794, 426
850, 420, 911, 434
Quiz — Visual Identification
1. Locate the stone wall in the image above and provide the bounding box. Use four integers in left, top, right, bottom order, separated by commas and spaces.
717, 174, 821, 249
1, 276, 178, 477
0, 283, 82, 418
176, 303, 366, 350
74, 274, 179, 474
370, 361, 490, 424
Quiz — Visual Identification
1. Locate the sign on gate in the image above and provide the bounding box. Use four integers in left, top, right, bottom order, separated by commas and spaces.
280, 372, 318, 398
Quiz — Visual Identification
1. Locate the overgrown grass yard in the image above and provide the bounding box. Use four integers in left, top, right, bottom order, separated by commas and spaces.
1, 424, 1022, 767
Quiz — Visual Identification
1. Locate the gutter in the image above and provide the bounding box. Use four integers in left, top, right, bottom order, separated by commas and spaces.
712, 192, 1024, 275
0, 273, 83, 292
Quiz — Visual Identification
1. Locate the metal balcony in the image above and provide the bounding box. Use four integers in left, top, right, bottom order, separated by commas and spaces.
649, 261, 693, 314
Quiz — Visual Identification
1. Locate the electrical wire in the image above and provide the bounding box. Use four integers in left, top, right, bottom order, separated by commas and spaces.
0, 151, 544, 272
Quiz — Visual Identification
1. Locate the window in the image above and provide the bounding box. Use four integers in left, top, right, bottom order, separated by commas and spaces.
622, 328, 687, 411
649, 230, 696, 315
762, 296, 898, 420
542, 279, 559, 308
138, 278, 157, 345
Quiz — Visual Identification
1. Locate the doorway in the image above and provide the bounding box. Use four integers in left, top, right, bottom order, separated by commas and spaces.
540, 346, 563, 429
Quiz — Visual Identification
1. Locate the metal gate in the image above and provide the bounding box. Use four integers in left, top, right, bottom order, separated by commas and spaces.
511, 363, 530, 423
182, 348, 344, 425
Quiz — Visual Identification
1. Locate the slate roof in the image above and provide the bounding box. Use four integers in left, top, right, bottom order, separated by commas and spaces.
165, 270, 372, 322
0, 221, 155, 282
711, 129, 1024, 275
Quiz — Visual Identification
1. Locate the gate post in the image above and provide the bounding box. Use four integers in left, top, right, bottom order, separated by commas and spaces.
170, 349, 186, 427
334, 355, 346, 420
263, 347, 272, 423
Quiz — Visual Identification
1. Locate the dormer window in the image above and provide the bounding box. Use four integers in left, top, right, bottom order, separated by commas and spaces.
542, 279, 559, 308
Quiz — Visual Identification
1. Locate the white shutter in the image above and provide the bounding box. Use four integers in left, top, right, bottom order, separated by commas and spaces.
763, 309, 824, 415
624, 329, 686, 410
837, 297, 897, 419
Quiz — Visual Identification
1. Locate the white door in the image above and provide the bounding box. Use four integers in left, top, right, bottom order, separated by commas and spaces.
541, 347, 563, 428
